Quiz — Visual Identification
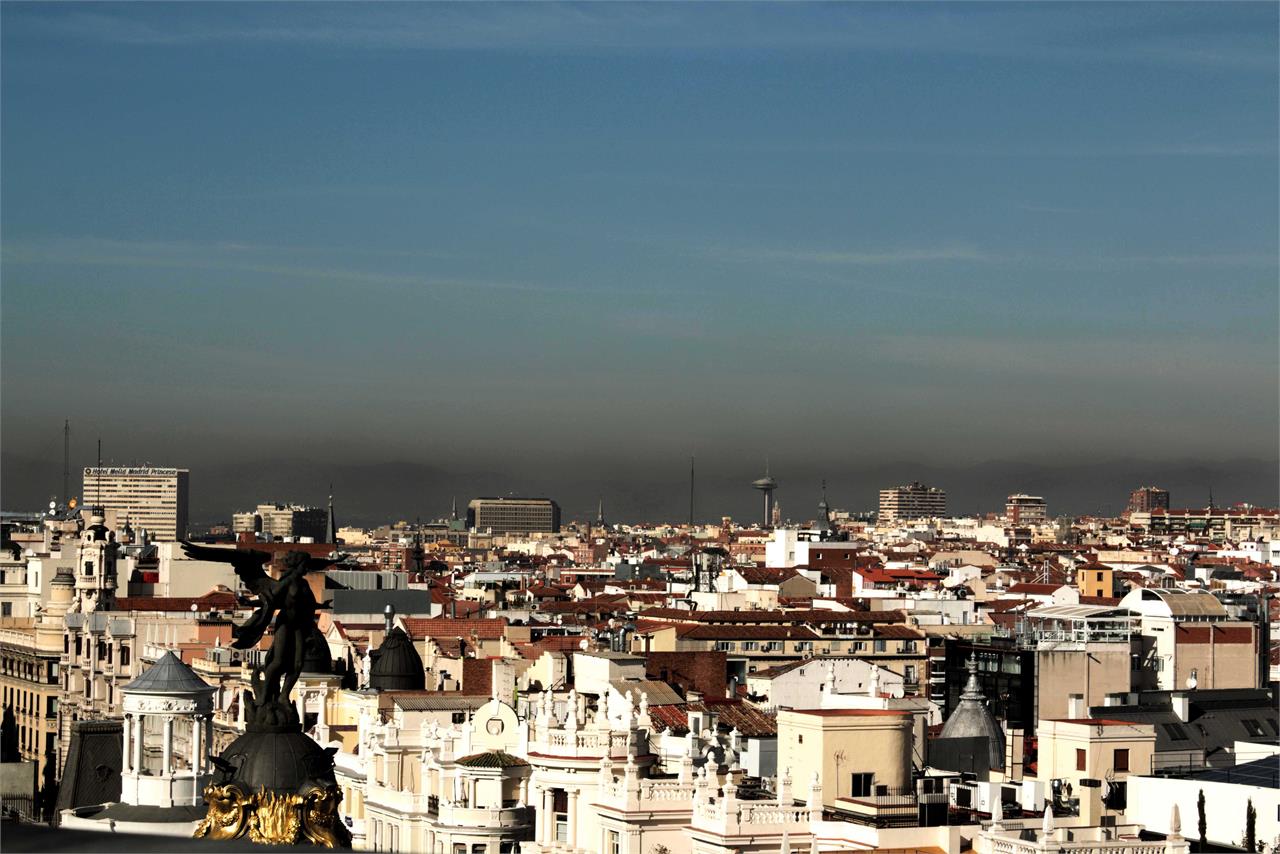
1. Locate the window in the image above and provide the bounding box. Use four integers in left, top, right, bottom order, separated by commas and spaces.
0, 603, 10, 618
1113, 749, 1129, 772
714, 641, 735, 652
904, 665, 916, 683
874, 639, 886, 653
850, 773, 873, 798
83, 561, 94, 577
607, 831, 621, 854
798, 734, 803, 744
742, 641, 759, 651
1097, 572, 1104, 582
451, 712, 466, 724
1076, 749, 1086, 771
120, 646, 130, 667
794, 642, 813, 653
1162, 722, 1188, 741
1242, 719, 1266, 737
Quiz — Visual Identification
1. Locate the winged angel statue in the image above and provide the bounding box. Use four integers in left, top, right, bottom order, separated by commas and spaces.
182, 543, 332, 727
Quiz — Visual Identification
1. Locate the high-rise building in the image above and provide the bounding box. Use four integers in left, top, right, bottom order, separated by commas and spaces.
81, 467, 189, 541
878, 481, 946, 523
231, 503, 327, 542
1127, 486, 1170, 515
466, 498, 561, 534
1005, 494, 1048, 524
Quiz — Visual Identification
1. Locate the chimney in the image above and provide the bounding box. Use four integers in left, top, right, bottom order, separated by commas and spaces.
1172, 693, 1191, 722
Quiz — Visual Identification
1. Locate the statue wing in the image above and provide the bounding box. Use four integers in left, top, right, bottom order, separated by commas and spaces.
181, 541, 275, 599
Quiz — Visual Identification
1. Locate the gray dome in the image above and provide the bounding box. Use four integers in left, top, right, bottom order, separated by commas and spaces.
369, 627, 425, 691
940, 655, 1005, 770
121, 650, 214, 695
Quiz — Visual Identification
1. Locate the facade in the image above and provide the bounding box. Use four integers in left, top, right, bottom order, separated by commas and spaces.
232, 503, 328, 542
1005, 494, 1048, 525
1127, 486, 1171, 515
467, 498, 561, 535
878, 482, 946, 523
81, 467, 190, 541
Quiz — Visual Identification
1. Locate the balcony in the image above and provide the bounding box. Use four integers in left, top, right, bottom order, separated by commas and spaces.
435, 801, 530, 829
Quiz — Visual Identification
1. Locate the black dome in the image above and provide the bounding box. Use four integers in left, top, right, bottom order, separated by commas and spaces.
369, 627, 425, 691
301, 625, 333, 674
215, 728, 336, 795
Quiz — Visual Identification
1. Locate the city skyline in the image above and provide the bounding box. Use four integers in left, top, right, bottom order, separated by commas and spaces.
2, 2, 1277, 520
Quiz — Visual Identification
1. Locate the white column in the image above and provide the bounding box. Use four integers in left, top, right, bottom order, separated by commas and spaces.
133, 713, 145, 771
296, 688, 306, 725
205, 716, 214, 764
121, 714, 132, 773
161, 716, 174, 776
567, 789, 578, 849
192, 715, 204, 804
541, 788, 553, 845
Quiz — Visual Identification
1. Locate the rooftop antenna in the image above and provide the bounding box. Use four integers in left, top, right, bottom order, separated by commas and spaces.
62, 419, 70, 506
1208, 485, 1215, 510
95, 438, 102, 508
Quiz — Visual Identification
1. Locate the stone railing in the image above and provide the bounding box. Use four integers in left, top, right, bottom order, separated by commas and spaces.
693, 795, 814, 833
533, 727, 633, 759
598, 775, 695, 808
987, 834, 1178, 854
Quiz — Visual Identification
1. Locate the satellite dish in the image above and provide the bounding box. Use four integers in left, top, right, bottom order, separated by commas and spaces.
578, 639, 589, 650
49, 500, 57, 511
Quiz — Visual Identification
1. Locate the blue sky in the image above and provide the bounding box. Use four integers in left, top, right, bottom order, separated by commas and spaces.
2, 2, 1276, 520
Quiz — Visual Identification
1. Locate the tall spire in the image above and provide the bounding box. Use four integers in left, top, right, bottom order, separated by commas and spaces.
451, 495, 458, 522
597, 496, 605, 527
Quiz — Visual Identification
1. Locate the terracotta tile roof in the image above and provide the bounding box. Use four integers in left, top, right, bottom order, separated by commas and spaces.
113, 592, 240, 612
402, 617, 507, 640
676, 624, 820, 641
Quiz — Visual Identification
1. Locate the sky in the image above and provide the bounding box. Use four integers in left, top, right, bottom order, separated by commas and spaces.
2, 2, 1277, 524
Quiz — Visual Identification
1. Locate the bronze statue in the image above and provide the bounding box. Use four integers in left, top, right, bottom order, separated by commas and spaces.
181, 543, 331, 726
182, 542, 351, 847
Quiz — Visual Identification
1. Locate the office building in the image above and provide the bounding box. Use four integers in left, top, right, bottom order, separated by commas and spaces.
1127, 486, 1170, 515
81, 467, 189, 541
1005, 493, 1048, 524
878, 481, 946, 523
231, 503, 327, 542
466, 497, 561, 534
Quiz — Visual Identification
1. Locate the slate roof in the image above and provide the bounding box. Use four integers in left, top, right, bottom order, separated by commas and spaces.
55, 720, 122, 815
389, 693, 490, 712
331, 589, 433, 615
120, 650, 214, 695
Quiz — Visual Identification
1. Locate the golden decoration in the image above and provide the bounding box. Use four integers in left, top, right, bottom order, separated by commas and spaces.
193, 783, 250, 841
192, 783, 350, 848
248, 789, 303, 845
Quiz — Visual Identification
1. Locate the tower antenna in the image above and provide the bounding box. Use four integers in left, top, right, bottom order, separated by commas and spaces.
689, 456, 696, 528
62, 419, 70, 506
95, 438, 102, 507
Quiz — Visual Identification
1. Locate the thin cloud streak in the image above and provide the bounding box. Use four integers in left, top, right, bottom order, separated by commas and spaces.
10, 4, 1277, 70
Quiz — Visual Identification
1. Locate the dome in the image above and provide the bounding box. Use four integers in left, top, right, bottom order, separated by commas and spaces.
369, 627, 425, 691
301, 625, 333, 674
214, 727, 337, 795
939, 655, 1005, 771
